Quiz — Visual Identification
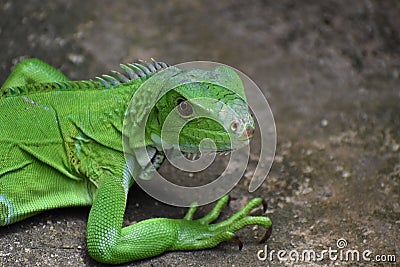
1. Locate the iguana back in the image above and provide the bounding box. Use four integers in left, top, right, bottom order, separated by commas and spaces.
0, 76, 143, 225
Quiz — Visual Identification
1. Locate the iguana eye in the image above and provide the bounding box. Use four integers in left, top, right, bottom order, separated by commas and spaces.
230, 120, 240, 133
177, 99, 193, 117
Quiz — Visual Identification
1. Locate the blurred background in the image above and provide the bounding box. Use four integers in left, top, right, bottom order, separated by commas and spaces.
1, 1, 399, 266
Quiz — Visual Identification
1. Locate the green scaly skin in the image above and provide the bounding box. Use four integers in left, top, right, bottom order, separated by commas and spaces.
0, 58, 272, 264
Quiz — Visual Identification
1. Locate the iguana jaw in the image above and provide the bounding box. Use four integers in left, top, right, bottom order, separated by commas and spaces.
149, 120, 254, 158
147, 100, 255, 155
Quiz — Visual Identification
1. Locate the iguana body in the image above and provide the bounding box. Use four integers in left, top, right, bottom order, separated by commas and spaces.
0, 58, 272, 264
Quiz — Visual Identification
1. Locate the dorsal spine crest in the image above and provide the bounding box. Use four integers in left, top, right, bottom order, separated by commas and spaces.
95, 59, 169, 88
1, 59, 170, 97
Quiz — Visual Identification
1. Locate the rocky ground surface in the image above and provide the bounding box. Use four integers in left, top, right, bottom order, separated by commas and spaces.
1, 1, 399, 266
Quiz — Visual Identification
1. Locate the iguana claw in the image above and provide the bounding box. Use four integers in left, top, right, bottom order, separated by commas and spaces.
260, 224, 273, 243
262, 199, 268, 213
232, 235, 243, 250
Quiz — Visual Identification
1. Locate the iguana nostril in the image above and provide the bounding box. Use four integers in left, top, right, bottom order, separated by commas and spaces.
236, 124, 254, 140
246, 125, 254, 138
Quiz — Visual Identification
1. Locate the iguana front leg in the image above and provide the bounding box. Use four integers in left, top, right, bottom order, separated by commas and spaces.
1, 58, 68, 89
87, 170, 272, 264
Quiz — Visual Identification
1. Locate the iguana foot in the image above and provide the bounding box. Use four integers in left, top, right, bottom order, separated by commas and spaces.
171, 195, 272, 251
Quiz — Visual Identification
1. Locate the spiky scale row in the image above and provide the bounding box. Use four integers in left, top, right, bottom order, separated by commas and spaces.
1, 80, 100, 98
95, 59, 169, 88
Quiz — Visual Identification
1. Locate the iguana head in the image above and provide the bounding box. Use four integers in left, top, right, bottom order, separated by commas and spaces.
146, 66, 255, 155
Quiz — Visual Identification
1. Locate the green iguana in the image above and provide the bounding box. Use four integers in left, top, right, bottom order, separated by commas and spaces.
0, 58, 272, 264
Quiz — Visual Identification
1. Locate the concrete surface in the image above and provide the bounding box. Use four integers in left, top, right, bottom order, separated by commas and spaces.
1, 1, 399, 266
